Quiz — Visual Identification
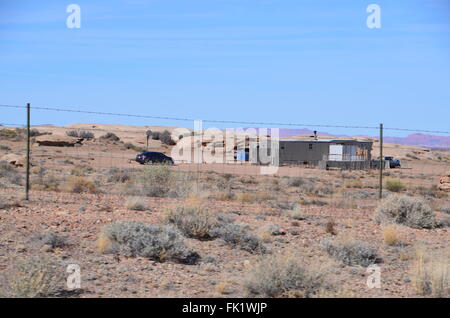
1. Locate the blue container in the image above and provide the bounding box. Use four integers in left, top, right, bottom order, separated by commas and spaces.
236, 152, 249, 162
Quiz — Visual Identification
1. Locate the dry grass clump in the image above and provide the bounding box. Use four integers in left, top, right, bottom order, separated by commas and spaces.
70, 165, 94, 176
382, 225, 401, 246
1, 256, 64, 297
411, 247, 449, 297
163, 204, 218, 240
243, 255, 327, 298
385, 178, 405, 192
344, 179, 363, 189
211, 223, 266, 254
288, 204, 306, 220
375, 195, 437, 229
321, 238, 380, 266
125, 196, 147, 211
99, 221, 199, 264
236, 191, 273, 203
64, 176, 97, 193
258, 224, 283, 242
211, 190, 235, 201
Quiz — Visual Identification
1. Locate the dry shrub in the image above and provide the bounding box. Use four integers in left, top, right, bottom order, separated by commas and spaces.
385, 178, 405, 192
125, 196, 147, 211
130, 165, 191, 198
106, 167, 132, 183
382, 225, 400, 246
258, 224, 282, 242
412, 247, 449, 297
32, 231, 67, 249
288, 204, 306, 220
243, 255, 327, 298
0, 160, 22, 185
283, 177, 304, 187
321, 238, 380, 266
100, 221, 199, 264
212, 190, 235, 201
236, 191, 272, 203
1, 256, 64, 297
163, 204, 218, 240
375, 195, 437, 229
70, 165, 94, 176
96, 231, 115, 254
344, 179, 363, 189
325, 220, 337, 235
215, 281, 233, 295
65, 176, 97, 193
211, 224, 266, 254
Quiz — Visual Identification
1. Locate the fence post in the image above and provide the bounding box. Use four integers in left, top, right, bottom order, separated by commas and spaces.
378, 123, 383, 199
25, 103, 31, 201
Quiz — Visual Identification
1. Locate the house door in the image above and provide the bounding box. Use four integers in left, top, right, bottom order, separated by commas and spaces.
329, 144, 343, 161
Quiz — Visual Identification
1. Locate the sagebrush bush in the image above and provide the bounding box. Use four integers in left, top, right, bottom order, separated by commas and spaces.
33, 231, 67, 249
244, 255, 326, 298
385, 178, 405, 192
160, 130, 176, 145
101, 221, 199, 264
163, 205, 218, 239
210, 223, 266, 254
321, 239, 379, 266
100, 132, 120, 141
375, 195, 437, 229
66, 130, 94, 139
2, 256, 64, 297
106, 167, 131, 183
130, 165, 191, 198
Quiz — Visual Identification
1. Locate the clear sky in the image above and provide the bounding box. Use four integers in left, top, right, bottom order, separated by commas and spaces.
1, 0, 449, 137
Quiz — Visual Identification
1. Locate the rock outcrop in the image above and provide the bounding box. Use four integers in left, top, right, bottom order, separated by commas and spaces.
438, 171, 450, 192
35, 135, 83, 147
1, 154, 25, 167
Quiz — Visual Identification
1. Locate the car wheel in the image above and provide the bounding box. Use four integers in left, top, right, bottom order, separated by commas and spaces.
144, 159, 153, 165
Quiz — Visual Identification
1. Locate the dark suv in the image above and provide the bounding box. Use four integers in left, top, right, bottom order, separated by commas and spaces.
135, 152, 174, 165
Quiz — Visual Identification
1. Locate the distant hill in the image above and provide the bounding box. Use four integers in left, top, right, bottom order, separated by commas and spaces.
269, 128, 450, 149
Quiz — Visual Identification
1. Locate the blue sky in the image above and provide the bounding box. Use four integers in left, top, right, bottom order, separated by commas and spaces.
0, 0, 449, 137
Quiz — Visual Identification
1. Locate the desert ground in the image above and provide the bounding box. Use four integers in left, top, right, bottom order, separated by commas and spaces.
0, 124, 449, 298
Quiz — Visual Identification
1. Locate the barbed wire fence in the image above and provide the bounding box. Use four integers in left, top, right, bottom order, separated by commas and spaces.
0, 103, 449, 213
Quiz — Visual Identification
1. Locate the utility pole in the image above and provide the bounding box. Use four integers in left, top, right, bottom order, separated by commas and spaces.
25, 103, 30, 201
379, 123, 383, 199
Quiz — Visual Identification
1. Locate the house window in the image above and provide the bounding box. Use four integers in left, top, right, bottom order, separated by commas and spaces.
308, 144, 313, 150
